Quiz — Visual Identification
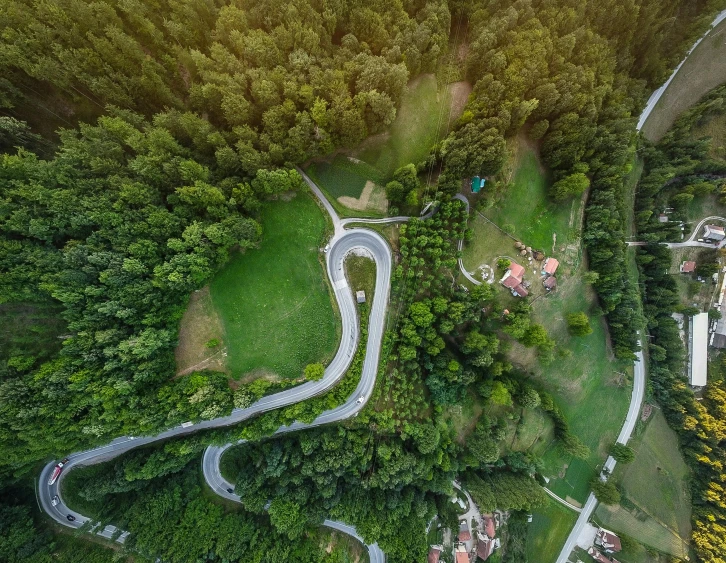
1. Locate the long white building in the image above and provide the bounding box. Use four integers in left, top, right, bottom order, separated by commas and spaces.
690, 313, 709, 387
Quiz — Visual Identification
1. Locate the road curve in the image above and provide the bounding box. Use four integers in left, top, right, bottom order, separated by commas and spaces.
39, 182, 392, 560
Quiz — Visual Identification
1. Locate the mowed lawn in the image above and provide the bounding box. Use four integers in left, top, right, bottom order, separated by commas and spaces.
527, 497, 578, 563
597, 409, 692, 557
210, 192, 338, 380
306, 155, 383, 200
482, 143, 578, 252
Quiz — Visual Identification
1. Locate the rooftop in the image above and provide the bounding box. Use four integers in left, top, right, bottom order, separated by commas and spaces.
508, 262, 525, 280
680, 261, 696, 273
690, 312, 709, 387
543, 257, 559, 275
543, 276, 557, 290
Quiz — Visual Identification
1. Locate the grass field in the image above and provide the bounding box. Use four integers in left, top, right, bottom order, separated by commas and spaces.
480, 142, 579, 252
345, 255, 376, 303
210, 192, 338, 381
595, 409, 692, 558
527, 498, 578, 563
355, 74, 466, 176
307, 155, 384, 199
641, 18, 726, 142
0, 302, 66, 367
462, 142, 629, 505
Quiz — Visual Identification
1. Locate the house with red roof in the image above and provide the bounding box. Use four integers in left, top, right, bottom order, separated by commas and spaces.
428, 547, 441, 563
501, 262, 528, 298
482, 515, 496, 539
458, 521, 472, 542
455, 546, 470, 563
587, 547, 611, 563
595, 528, 622, 554
680, 261, 696, 273
542, 257, 559, 276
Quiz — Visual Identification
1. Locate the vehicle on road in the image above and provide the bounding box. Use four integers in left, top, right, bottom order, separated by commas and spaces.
66, 514, 75, 521
51, 495, 60, 506
356, 395, 366, 404
226, 488, 234, 494
48, 458, 69, 485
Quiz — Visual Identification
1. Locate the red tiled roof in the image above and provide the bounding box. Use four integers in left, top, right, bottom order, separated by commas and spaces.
512, 284, 528, 297
543, 258, 559, 275
681, 261, 696, 273
456, 551, 470, 563
508, 263, 525, 280
587, 547, 611, 563
477, 538, 494, 560
428, 548, 440, 563
502, 275, 519, 288
543, 276, 557, 289
483, 516, 496, 539
597, 529, 622, 552
707, 224, 725, 233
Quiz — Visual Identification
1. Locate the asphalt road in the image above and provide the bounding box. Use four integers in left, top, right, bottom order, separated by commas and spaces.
38, 174, 392, 560
554, 344, 646, 563
636, 9, 726, 132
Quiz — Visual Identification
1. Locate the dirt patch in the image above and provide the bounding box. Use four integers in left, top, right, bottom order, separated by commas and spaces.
447, 81, 473, 122
175, 286, 228, 376
338, 180, 388, 212
237, 368, 284, 385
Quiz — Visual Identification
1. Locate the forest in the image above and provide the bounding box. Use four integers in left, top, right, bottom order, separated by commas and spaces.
2, 0, 726, 561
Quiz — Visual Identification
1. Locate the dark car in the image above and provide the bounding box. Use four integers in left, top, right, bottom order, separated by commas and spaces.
66, 514, 76, 522
226, 488, 234, 494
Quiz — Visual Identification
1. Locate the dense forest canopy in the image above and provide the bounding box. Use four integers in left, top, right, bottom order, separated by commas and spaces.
2, 0, 726, 561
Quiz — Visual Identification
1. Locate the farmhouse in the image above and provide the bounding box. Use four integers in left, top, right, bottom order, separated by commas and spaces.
476, 537, 494, 561
703, 224, 726, 241
500, 262, 528, 298
680, 261, 696, 273
689, 312, 709, 387
587, 548, 611, 563
595, 528, 622, 554
543, 276, 557, 291
427, 547, 441, 563
542, 257, 559, 276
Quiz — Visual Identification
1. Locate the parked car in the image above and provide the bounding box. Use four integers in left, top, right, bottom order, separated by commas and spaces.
51, 495, 60, 506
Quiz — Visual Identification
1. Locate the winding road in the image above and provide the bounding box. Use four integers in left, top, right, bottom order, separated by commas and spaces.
39, 170, 393, 561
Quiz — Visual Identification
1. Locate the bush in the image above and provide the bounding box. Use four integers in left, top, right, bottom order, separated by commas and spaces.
610, 443, 635, 464
205, 338, 219, 348
567, 312, 593, 336
590, 479, 621, 505
303, 363, 325, 381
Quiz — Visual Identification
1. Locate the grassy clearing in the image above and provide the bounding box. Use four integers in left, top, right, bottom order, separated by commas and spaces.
479, 141, 579, 252
526, 497, 578, 563
355, 74, 460, 176
345, 255, 376, 303
532, 274, 631, 503
320, 528, 370, 563
307, 155, 384, 199
175, 286, 228, 376
596, 409, 692, 558
641, 18, 726, 142
210, 192, 338, 381
463, 141, 629, 505
668, 246, 721, 310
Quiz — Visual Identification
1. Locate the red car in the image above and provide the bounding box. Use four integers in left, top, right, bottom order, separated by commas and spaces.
48, 458, 70, 485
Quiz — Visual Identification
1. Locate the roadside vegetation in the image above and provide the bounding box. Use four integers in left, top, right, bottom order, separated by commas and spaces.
210, 192, 338, 381
2, 0, 725, 562
634, 82, 726, 563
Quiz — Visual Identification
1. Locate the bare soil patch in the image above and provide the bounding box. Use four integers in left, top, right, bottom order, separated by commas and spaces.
175, 286, 228, 376
447, 81, 473, 122
338, 180, 388, 213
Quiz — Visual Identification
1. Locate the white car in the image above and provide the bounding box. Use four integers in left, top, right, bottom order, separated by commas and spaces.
51, 495, 60, 506
356, 395, 366, 404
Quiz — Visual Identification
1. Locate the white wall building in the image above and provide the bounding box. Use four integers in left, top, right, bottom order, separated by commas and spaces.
689, 313, 709, 387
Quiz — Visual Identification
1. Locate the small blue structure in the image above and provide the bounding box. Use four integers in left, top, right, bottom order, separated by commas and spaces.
480, 178, 486, 190
471, 176, 481, 193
